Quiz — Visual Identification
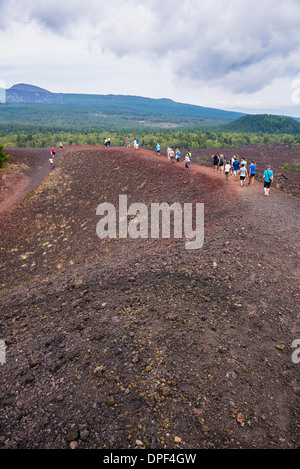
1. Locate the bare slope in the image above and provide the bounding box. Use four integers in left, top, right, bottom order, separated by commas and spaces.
0, 146, 299, 449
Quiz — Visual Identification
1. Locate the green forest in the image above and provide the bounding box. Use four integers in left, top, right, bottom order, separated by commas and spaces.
2, 128, 300, 152
1, 103, 300, 154
226, 114, 300, 134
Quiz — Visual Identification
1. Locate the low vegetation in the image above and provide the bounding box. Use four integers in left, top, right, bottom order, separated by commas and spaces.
1, 127, 300, 152
0, 144, 8, 167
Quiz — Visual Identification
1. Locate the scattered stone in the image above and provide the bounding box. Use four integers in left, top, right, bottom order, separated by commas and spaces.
24, 372, 35, 383
93, 365, 106, 376
79, 429, 90, 440
106, 396, 115, 407
65, 424, 79, 442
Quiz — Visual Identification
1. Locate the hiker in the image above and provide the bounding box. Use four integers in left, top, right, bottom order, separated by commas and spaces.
219, 154, 225, 173
263, 165, 274, 196
212, 153, 219, 171
107, 137, 111, 147
169, 148, 175, 163
126, 137, 130, 147
232, 157, 240, 179
59, 142, 63, 150
230, 155, 236, 175
135, 137, 140, 149
185, 152, 191, 169
224, 161, 231, 180
240, 157, 247, 167
104, 138, 108, 147
156, 143, 160, 155
49, 150, 55, 167
175, 148, 181, 162
239, 164, 247, 186
248, 160, 256, 185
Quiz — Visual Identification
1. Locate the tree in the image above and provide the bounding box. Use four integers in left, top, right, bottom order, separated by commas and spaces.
0, 144, 8, 167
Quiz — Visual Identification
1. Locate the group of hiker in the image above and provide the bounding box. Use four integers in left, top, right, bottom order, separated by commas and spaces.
165, 146, 191, 170
212, 153, 274, 195
125, 139, 191, 168
126, 137, 140, 149
49, 140, 274, 196
49, 143, 63, 167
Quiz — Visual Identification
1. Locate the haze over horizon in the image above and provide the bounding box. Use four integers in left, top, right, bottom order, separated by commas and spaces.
1, 0, 300, 117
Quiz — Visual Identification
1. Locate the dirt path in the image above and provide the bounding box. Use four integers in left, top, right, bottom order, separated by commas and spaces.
0, 146, 299, 450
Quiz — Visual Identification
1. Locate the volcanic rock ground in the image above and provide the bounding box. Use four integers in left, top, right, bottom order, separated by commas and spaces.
0, 145, 299, 450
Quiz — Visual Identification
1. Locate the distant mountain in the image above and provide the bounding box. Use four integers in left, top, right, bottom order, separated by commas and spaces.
9, 84, 49, 93
5, 83, 244, 123
224, 114, 300, 134
7, 83, 58, 104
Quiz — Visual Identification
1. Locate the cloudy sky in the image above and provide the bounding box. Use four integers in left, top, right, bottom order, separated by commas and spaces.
1, 0, 300, 116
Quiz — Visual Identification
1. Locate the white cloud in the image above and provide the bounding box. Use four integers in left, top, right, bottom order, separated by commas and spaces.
1, 0, 300, 113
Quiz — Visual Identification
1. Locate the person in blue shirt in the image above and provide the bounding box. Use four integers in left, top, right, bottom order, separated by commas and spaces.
156, 143, 160, 155
248, 160, 256, 186
232, 158, 240, 179
175, 148, 181, 162
263, 165, 274, 196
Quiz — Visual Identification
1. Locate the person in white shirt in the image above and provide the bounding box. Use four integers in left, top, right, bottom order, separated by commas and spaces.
224, 162, 231, 180
239, 165, 248, 186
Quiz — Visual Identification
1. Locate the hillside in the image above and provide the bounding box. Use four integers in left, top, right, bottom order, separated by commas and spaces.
0, 145, 299, 450
224, 114, 300, 134
5, 83, 244, 124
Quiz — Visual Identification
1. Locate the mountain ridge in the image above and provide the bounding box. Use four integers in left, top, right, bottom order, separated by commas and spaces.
5, 83, 244, 123
9, 83, 50, 93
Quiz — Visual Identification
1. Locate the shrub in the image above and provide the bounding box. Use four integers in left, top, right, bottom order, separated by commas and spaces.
279, 163, 289, 171
0, 144, 8, 168
290, 161, 299, 171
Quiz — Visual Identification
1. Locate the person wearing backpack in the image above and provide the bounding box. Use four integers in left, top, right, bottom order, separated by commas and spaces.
212, 153, 219, 171
219, 154, 225, 173
185, 152, 191, 169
